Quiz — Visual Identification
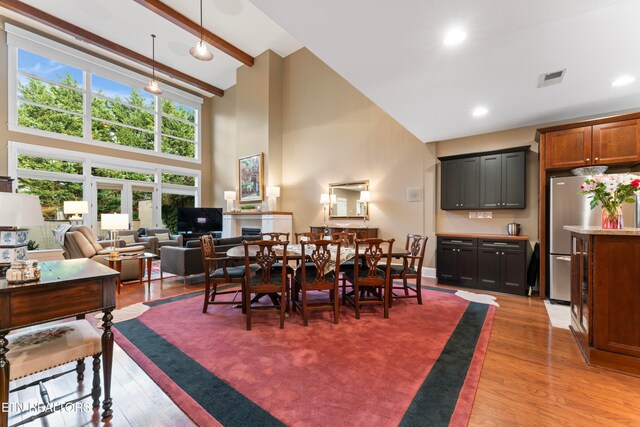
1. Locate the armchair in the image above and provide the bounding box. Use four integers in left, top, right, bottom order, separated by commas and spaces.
118, 229, 158, 254
146, 228, 183, 254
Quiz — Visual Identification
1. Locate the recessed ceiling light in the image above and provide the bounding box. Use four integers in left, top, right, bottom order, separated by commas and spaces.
611, 75, 635, 87
443, 28, 467, 46
472, 106, 488, 117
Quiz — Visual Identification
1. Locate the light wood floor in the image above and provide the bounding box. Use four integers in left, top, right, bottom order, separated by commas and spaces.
9, 276, 640, 426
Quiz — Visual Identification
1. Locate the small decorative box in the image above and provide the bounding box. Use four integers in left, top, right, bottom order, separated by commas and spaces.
6, 260, 41, 283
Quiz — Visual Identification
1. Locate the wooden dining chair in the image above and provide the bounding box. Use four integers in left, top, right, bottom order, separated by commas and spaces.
260, 232, 290, 242
332, 231, 357, 292
243, 240, 290, 330
200, 235, 251, 313
389, 234, 428, 307
292, 240, 341, 326
344, 238, 395, 319
294, 231, 322, 243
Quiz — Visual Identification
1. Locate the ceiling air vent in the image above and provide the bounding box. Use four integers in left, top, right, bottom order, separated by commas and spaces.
538, 69, 566, 88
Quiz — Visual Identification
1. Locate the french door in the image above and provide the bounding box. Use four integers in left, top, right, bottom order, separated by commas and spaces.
91, 178, 159, 237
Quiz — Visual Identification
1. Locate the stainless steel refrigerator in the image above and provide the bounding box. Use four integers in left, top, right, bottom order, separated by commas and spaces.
549, 175, 638, 302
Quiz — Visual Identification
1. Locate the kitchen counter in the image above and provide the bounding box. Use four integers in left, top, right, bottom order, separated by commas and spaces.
563, 225, 640, 235
435, 233, 529, 241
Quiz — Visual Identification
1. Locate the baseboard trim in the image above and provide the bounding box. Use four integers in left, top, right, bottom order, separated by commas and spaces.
422, 267, 436, 278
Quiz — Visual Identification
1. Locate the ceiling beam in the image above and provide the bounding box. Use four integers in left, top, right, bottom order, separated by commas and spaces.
0, 0, 224, 97
133, 0, 254, 67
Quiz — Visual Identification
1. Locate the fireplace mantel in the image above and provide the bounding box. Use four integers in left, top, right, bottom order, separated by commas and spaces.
222, 212, 293, 238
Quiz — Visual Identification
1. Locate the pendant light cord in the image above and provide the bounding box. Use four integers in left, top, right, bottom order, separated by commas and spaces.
199, 0, 204, 42
151, 34, 156, 80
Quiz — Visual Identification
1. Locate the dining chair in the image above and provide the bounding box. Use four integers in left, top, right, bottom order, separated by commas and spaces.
344, 238, 395, 319
292, 240, 341, 326
243, 240, 290, 330
200, 235, 252, 313
294, 232, 322, 243
331, 231, 357, 293
259, 232, 290, 242
389, 234, 428, 307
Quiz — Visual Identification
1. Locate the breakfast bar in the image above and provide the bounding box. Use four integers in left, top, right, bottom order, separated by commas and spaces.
564, 226, 640, 375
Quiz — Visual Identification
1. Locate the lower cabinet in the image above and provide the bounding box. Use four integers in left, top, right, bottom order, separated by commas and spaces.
437, 236, 528, 295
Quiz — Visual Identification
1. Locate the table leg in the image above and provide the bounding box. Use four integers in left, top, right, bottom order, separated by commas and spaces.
0, 332, 9, 427
146, 258, 152, 292
138, 259, 143, 284
101, 309, 114, 421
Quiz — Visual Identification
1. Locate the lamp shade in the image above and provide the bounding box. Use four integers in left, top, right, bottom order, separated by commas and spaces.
359, 191, 372, 203
101, 214, 129, 231
320, 193, 330, 204
0, 193, 44, 227
224, 191, 236, 201
266, 186, 280, 198
64, 200, 88, 215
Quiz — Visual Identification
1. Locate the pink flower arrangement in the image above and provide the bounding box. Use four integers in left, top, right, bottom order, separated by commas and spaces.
579, 173, 640, 214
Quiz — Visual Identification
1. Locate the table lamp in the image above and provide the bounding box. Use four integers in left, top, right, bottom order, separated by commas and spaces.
64, 200, 89, 224
101, 213, 129, 259
359, 191, 371, 228
224, 191, 236, 213
266, 186, 280, 212
0, 193, 45, 275
320, 193, 336, 226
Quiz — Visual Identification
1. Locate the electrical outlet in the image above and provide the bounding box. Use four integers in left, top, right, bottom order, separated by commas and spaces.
469, 212, 477, 219
477, 212, 485, 219
485, 211, 493, 219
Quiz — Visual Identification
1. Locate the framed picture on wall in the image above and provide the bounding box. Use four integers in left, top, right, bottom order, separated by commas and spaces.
238, 153, 264, 202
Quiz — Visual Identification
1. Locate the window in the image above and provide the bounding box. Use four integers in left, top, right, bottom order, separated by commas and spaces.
8, 25, 203, 161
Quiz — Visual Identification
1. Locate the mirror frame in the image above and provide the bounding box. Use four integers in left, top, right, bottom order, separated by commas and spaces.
328, 180, 369, 220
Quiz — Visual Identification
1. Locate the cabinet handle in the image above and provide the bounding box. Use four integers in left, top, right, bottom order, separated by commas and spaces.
495, 251, 499, 254
460, 204, 463, 206
501, 252, 505, 255
586, 158, 590, 161
595, 157, 599, 161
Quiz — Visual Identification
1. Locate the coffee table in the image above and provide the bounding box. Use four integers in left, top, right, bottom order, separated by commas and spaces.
102, 252, 158, 294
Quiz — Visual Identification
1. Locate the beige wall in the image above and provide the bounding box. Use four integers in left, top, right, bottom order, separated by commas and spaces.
211, 86, 237, 208
0, 20, 212, 206
435, 126, 540, 250
281, 48, 428, 247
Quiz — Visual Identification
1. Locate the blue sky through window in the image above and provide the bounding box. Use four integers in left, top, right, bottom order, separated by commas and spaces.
18, 49, 83, 84
93, 74, 154, 108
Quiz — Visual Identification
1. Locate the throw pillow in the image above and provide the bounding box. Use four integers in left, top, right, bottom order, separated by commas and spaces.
120, 235, 135, 244
155, 233, 170, 241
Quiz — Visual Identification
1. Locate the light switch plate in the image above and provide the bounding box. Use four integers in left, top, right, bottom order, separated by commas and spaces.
469, 212, 477, 218
477, 212, 485, 218
485, 211, 493, 218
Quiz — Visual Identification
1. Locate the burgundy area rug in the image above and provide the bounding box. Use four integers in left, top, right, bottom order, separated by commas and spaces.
114, 286, 495, 427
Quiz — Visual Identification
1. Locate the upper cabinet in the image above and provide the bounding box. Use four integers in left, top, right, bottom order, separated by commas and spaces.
542, 118, 640, 170
440, 147, 528, 211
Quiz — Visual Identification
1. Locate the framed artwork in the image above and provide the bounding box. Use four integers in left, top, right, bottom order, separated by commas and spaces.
238, 153, 264, 202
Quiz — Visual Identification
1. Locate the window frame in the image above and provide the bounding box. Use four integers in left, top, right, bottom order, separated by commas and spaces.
7, 23, 203, 164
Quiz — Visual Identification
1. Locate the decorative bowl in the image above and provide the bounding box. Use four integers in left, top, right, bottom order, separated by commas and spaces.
571, 166, 608, 176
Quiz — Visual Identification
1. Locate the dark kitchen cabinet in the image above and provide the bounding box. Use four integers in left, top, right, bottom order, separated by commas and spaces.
437, 236, 528, 295
440, 147, 527, 211
441, 157, 479, 210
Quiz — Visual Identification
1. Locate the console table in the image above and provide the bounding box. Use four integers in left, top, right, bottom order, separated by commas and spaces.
0, 259, 118, 424
309, 226, 379, 239
223, 211, 293, 238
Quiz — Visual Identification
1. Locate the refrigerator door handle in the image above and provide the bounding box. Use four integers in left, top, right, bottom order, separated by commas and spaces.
557, 256, 571, 262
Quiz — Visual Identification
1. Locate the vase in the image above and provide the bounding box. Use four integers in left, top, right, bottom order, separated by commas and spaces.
601, 206, 624, 229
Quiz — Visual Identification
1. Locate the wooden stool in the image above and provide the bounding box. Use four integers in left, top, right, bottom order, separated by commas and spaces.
7, 319, 102, 427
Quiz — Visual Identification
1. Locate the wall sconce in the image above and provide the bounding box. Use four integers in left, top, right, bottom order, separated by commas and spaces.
63, 200, 89, 224
319, 193, 336, 226
266, 186, 280, 212
224, 191, 236, 213
359, 190, 371, 228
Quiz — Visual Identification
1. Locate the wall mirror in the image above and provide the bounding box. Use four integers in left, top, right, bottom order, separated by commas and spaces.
329, 181, 369, 219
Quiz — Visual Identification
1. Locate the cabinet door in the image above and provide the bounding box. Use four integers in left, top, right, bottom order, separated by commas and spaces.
545, 127, 592, 169
592, 119, 640, 165
501, 151, 526, 208
441, 160, 461, 210
479, 154, 502, 208
437, 245, 458, 280
476, 248, 501, 291
459, 157, 480, 209
500, 249, 526, 294
456, 247, 477, 285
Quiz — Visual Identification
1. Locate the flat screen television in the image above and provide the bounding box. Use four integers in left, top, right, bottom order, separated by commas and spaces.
177, 208, 223, 233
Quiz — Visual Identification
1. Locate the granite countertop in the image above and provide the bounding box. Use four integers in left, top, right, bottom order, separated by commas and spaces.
436, 233, 529, 241
563, 226, 640, 235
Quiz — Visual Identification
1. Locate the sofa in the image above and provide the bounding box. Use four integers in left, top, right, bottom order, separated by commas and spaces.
60, 225, 145, 281
145, 228, 183, 254
118, 230, 158, 254
160, 235, 261, 282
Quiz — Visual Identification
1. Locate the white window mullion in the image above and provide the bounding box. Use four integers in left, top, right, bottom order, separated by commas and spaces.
154, 96, 161, 154
84, 70, 92, 142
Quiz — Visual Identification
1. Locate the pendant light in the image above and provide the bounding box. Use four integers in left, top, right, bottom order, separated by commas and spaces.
189, 0, 213, 61
144, 34, 163, 95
